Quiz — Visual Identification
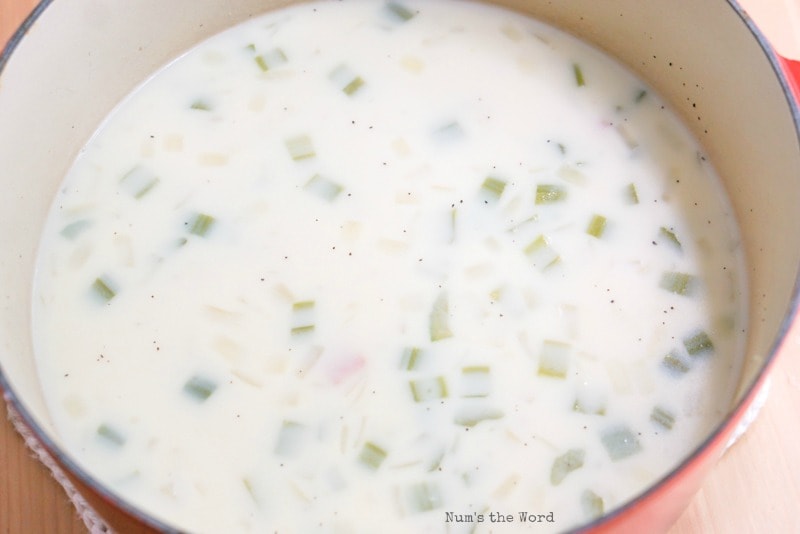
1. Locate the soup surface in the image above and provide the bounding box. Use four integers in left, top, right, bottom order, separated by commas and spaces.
32, 1, 746, 532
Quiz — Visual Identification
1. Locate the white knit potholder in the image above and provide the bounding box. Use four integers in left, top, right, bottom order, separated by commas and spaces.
4, 393, 111, 534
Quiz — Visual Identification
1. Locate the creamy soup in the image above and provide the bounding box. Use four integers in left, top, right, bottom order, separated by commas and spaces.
32, 1, 746, 532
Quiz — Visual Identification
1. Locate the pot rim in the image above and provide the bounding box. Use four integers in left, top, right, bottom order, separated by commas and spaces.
0, 0, 798, 532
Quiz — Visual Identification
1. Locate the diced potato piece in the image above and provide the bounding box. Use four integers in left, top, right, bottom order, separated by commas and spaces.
274, 420, 304, 456
538, 340, 571, 378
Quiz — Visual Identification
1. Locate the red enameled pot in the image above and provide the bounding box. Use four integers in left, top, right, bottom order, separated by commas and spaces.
1, 1, 799, 532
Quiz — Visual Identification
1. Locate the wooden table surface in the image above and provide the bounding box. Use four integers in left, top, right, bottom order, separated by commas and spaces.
2, 2, 800, 533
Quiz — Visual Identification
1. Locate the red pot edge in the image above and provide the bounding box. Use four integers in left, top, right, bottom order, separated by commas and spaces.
777, 56, 800, 101
573, 49, 800, 533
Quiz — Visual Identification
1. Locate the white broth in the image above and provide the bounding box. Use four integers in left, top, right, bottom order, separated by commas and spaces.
32, 0, 746, 532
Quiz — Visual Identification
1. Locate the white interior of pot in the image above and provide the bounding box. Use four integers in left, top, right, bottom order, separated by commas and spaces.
0, 0, 797, 517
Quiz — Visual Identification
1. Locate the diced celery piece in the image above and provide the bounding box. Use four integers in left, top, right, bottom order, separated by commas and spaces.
358, 441, 388, 470
662, 351, 690, 374
573, 63, 586, 87
524, 235, 548, 255
684, 331, 714, 356
433, 121, 464, 142
427, 450, 445, 472
290, 324, 315, 336
407, 481, 442, 513
243, 477, 258, 504
60, 219, 92, 240
460, 366, 491, 398
190, 99, 212, 111
329, 65, 365, 96
659, 271, 695, 295
120, 165, 159, 199
292, 300, 315, 311
481, 177, 506, 199
430, 292, 453, 342
535, 184, 566, 204
572, 398, 606, 416
274, 420, 304, 456
386, 2, 416, 22
285, 134, 316, 161
91, 276, 116, 302
97, 423, 125, 447
586, 214, 607, 238
626, 183, 639, 204
550, 449, 585, 485
581, 490, 604, 519
188, 213, 216, 237
453, 405, 503, 427
255, 56, 269, 71
600, 426, 642, 461
409, 376, 448, 402
291, 300, 315, 337
254, 48, 288, 71
659, 227, 682, 250
524, 234, 560, 270
538, 339, 570, 378
343, 77, 365, 95
304, 174, 343, 201
650, 406, 675, 430
183, 375, 217, 402
400, 347, 423, 370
